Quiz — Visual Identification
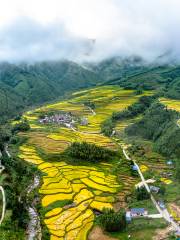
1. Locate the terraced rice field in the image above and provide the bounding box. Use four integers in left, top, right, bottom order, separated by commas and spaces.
115, 115, 142, 135
159, 98, 180, 112
19, 145, 120, 239
17, 86, 152, 239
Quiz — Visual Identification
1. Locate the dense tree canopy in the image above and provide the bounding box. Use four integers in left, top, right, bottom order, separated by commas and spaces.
98, 208, 126, 232
67, 142, 117, 162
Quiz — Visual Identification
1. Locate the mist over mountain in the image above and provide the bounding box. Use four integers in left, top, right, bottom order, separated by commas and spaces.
0, 57, 179, 123
1, 0, 180, 63
0, 0, 180, 120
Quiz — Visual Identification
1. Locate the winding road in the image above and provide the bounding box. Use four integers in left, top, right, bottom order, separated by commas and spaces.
122, 148, 180, 233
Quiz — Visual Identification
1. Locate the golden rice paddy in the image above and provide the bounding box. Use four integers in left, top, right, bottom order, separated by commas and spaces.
18, 144, 120, 240
160, 178, 173, 185
17, 86, 154, 239
140, 164, 148, 173
159, 98, 180, 112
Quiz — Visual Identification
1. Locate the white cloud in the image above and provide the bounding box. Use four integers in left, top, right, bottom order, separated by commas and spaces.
0, 0, 180, 62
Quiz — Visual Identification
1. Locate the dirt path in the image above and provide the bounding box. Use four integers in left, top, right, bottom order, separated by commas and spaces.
152, 226, 172, 240
168, 203, 180, 223
88, 226, 117, 240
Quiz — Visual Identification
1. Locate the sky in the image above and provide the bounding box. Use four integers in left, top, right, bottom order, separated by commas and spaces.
0, 0, 180, 63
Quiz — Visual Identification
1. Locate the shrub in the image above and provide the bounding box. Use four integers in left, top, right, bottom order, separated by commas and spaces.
98, 208, 126, 232
12, 119, 30, 133
101, 118, 115, 136
135, 186, 150, 200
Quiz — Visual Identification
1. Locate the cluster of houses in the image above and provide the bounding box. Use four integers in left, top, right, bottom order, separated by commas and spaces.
39, 113, 88, 128
39, 113, 73, 124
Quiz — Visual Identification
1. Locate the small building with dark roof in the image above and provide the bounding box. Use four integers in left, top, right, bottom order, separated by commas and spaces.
130, 208, 148, 217
132, 165, 138, 171
150, 185, 160, 193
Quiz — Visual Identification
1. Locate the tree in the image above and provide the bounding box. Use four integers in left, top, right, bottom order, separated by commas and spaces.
101, 118, 115, 136
175, 159, 180, 182
12, 119, 30, 133
98, 208, 126, 232
83, 100, 96, 109
0, 172, 8, 225
0, 127, 11, 151
135, 186, 150, 200
126, 102, 180, 158
134, 89, 143, 95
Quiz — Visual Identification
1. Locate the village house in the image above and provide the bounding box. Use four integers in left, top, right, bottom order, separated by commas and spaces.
132, 165, 138, 171
162, 172, 173, 178
126, 211, 132, 223
126, 208, 148, 222
130, 208, 148, 217
149, 185, 160, 193
81, 117, 88, 126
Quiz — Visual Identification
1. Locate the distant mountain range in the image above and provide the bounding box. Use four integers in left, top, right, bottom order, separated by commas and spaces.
0, 57, 179, 122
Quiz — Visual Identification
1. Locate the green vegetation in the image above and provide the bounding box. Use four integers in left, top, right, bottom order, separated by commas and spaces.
0, 210, 25, 240
126, 102, 180, 158
102, 60, 180, 100
112, 95, 155, 121
12, 119, 30, 133
1, 58, 180, 124
2, 155, 37, 229
0, 60, 101, 122
97, 208, 126, 232
125, 101, 180, 180
1, 81, 178, 239
101, 118, 115, 136
0, 124, 39, 238
83, 100, 96, 109
0, 126, 11, 151
66, 141, 118, 162
175, 159, 180, 181
135, 186, 150, 201
109, 218, 167, 240
101, 95, 155, 136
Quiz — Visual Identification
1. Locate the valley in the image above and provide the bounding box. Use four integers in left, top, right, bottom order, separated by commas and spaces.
1, 1, 180, 239
0, 85, 179, 240
2, 85, 177, 239
17, 86, 140, 239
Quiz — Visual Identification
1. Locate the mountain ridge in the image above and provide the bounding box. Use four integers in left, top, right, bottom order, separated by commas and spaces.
0, 57, 180, 122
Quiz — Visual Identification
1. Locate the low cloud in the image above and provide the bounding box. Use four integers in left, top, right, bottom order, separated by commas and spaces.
0, 0, 180, 63
0, 18, 93, 62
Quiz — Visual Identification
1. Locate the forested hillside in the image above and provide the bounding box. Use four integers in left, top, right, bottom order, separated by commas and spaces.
0, 57, 180, 123
126, 102, 180, 158
0, 60, 101, 122
99, 58, 180, 99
